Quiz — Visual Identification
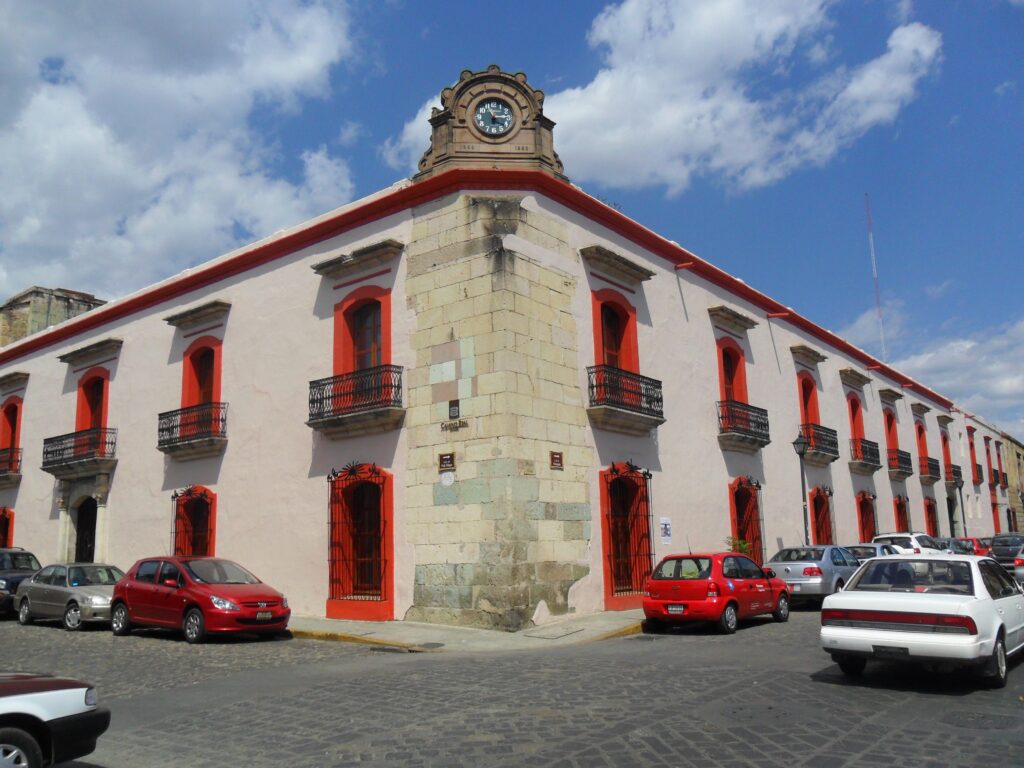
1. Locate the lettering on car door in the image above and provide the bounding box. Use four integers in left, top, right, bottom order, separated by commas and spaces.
739, 556, 770, 612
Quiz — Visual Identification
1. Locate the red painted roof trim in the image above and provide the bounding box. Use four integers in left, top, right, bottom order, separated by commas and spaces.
0, 168, 952, 410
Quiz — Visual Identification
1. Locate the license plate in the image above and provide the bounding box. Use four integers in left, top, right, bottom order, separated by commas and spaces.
790, 583, 801, 592
256, 611, 272, 621
667, 605, 685, 614
873, 645, 909, 658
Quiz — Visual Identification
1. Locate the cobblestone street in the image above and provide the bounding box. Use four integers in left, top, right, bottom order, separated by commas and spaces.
4, 609, 1023, 767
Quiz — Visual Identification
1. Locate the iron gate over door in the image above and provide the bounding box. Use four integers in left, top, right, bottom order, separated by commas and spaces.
605, 462, 654, 596
328, 463, 387, 601
171, 486, 213, 557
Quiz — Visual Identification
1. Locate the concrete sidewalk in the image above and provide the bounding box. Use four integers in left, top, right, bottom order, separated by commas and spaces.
287, 609, 643, 652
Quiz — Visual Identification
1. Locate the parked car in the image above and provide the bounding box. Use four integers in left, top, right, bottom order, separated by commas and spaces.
989, 534, 1024, 577
843, 543, 900, 563
0, 548, 42, 615
111, 556, 290, 643
957, 537, 992, 556
15, 563, 124, 630
871, 532, 943, 554
642, 552, 790, 634
0, 672, 110, 766
765, 545, 860, 601
820, 554, 1024, 687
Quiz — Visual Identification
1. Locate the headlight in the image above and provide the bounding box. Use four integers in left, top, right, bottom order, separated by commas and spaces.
210, 595, 239, 611
84, 688, 98, 707
86, 595, 111, 606
0, 579, 7, 590
282, 596, 289, 608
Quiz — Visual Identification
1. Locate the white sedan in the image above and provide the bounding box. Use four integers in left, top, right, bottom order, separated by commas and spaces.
820, 554, 1024, 687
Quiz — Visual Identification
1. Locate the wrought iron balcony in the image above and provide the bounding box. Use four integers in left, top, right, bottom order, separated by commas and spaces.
717, 400, 771, 453
974, 463, 984, 484
0, 448, 21, 489
799, 423, 840, 467
887, 448, 913, 481
849, 438, 882, 475
919, 456, 941, 484
157, 402, 228, 460
944, 463, 962, 488
586, 365, 665, 435
307, 365, 405, 439
41, 428, 117, 480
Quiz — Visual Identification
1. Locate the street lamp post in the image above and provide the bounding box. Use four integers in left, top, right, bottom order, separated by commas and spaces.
955, 477, 967, 537
792, 433, 810, 546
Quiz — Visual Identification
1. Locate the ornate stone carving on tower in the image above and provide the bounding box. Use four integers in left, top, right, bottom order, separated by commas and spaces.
414, 65, 565, 181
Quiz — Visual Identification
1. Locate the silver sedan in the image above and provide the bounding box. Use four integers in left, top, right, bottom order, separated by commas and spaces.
765, 546, 861, 601
15, 563, 124, 630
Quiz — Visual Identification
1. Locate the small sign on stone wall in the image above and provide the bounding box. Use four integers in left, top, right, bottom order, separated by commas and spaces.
550, 451, 564, 470
438, 452, 456, 472
448, 399, 460, 419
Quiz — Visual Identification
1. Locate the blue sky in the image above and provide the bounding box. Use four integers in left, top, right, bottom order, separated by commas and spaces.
0, 1, 1021, 432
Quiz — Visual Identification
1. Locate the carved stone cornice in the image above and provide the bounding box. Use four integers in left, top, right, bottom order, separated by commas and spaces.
708, 305, 758, 335
790, 344, 827, 367
911, 403, 931, 417
839, 367, 872, 389
312, 239, 404, 279
0, 372, 29, 392
57, 338, 122, 366
878, 387, 904, 404
580, 245, 655, 285
164, 300, 231, 329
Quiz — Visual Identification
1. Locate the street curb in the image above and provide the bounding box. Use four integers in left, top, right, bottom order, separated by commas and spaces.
289, 628, 421, 651
589, 622, 644, 643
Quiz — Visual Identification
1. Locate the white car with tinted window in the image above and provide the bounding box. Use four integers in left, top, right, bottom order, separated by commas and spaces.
820, 555, 1024, 687
870, 532, 942, 554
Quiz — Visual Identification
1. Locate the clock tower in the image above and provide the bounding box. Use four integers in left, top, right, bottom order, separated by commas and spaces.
413, 65, 565, 181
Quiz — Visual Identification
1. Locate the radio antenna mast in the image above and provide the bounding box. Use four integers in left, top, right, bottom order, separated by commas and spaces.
864, 193, 887, 361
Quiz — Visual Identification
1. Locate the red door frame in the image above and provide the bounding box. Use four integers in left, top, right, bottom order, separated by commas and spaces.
856, 492, 876, 542
992, 502, 1002, 534
327, 464, 394, 620
0, 507, 13, 547
893, 496, 910, 532
809, 487, 833, 544
728, 477, 763, 565
599, 463, 653, 610
173, 486, 217, 557
923, 498, 939, 537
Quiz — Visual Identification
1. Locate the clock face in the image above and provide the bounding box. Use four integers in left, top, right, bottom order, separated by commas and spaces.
473, 98, 515, 136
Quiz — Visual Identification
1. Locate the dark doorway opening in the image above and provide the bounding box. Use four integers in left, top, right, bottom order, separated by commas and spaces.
75, 498, 97, 563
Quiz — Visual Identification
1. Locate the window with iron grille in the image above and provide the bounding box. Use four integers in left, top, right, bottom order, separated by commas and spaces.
329, 464, 388, 601
604, 464, 653, 597
172, 486, 215, 557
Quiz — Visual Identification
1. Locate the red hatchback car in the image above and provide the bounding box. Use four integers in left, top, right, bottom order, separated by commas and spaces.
642, 552, 790, 633
111, 557, 290, 644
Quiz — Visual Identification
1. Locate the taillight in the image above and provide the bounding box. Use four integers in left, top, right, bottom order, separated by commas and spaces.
1014, 558, 1024, 567
822, 609, 977, 634
707, 581, 720, 598
821, 608, 848, 625
642, 580, 651, 597
803, 566, 823, 576
913, 547, 921, 554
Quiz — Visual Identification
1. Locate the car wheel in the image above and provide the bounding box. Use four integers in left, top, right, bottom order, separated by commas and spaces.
983, 634, 1008, 689
772, 594, 790, 623
16, 599, 31, 626
111, 603, 131, 636
0, 726, 44, 767
717, 603, 738, 635
642, 618, 664, 634
63, 602, 83, 631
183, 608, 206, 644
837, 655, 867, 676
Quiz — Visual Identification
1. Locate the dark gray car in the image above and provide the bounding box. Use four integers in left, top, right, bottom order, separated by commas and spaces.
843, 543, 900, 563
990, 534, 1024, 581
15, 563, 124, 630
765, 546, 860, 601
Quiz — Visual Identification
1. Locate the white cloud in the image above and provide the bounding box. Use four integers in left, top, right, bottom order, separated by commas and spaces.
0, 2, 355, 299
380, 98, 438, 173
894, 319, 1024, 436
994, 80, 1016, 96
536, 0, 941, 195
837, 299, 909, 358
924, 279, 953, 299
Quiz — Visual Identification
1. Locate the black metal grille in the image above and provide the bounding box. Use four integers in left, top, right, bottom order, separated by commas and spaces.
42, 428, 117, 469
586, 365, 664, 419
800, 423, 839, 457
309, 365, 403, 421
328, 464, 387, 601
946, 463, 962, 483
888, 449, 913, 475
717, 400, 770, 443
605, 464, 654, 597
0, 448, 21, 473
158, 403, 228, 448
920, 456, 941, 478
850, 438, 881, 467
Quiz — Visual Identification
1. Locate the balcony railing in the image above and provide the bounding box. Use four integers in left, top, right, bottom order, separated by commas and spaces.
0, 447, 21, 488
919, 456, 941, 484
849, 438, 882, 474
717, 400, 771, 453
157, 402, 228, 460
887, 448, 913, 480
799, 423, 839, 466
586, 365, 665, 435
945, 463, 962, 485
41, 428, 117, 479
307, 365, 404, 439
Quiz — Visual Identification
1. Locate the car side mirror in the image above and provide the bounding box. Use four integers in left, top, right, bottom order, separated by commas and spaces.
163, 578, 179, 588
764, 568, 776, 579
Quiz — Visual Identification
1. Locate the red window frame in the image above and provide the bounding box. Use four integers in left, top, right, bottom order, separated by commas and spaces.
797, 371, 820, 425
0, 507, 13, 548
915, 421, 929, 461
1, 396, 22, 472
923, 498, 939, 537
893, 496, 910, 532
334, 286, 391, 376
992, 502, 1002, 534
75, 367, 110, 433
883, 408, 899, 451
716, 337, 749, 404
995, 441, 1005, 486
809, 487, 833, 545
590, 289, 638, 373
181, 336, 222, 408
856, 492, 876, 542
173, 486, 217, 557
327, 464, 394, 621
847, 394, 864, 440
940, 430, 952, 471
728, 476, 763, 565
984, 437, 995, 485
967, 427, 980, 483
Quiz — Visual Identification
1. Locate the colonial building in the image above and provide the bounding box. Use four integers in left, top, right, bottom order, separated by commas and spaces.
1000, 433, 1024, 532
0, 286, 105, 347
0, 66, 1018, 630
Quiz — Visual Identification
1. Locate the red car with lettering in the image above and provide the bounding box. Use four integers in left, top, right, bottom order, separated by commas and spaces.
111, 557, 290, 644
642, 552, 790, 634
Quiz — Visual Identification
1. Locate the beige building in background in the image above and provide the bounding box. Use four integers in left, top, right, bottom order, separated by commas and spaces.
0, 286, 105, 347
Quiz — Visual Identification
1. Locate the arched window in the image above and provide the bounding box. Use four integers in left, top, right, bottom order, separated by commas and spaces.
327, 463, 394, 621
915, 421, 929, 460
797, 372, 820, 425
856, 492, 876, 542
591, 289, 638, 373
173, 486, 216, 557
334, 285, 392, 376
350, 301, 382, 370
0, 507, 13, 548
74, 367, 110, 456
1, 397, 22, 473
883, 409, 899, 451
809, 487, 833, 545
940, 430, 952, 472
716, 338, 748, 404
847, 394, 864, 440
729, 477, 763, 564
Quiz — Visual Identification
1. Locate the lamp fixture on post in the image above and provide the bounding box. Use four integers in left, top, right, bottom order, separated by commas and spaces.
792, 433, 810, 546
823, 486, 834, 498
955, 476, 967, 537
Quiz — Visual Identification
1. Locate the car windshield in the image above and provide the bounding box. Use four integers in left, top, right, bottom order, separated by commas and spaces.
848, 559, 974, 595
184, 559, 260, 585
875, 536, 912, 548
652, 557, 712, 580
846, 546, 880, 559
949, 540, 974, 554
5, 553, 41, 571
981, 539, 992, 547
68, 565, 124, 586
993, 536, 1024, 548
915, 535, 941, 550
769, 548, 824, 563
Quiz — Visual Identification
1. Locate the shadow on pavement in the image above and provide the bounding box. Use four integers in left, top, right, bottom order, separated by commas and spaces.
809, 653, 1024, 697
